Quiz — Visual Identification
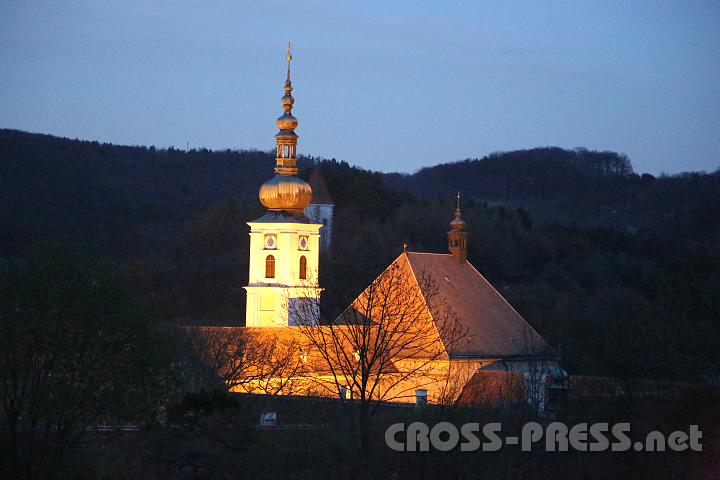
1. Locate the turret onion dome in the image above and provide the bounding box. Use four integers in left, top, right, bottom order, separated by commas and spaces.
450, 192, 466, 230
276, 112, 298, 132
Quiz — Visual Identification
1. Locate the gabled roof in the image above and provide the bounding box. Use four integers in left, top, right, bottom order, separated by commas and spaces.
308, 166, 333, 205
402, 252, 555, 358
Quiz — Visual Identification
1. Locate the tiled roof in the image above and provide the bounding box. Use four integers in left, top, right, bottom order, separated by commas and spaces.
404, 252, 555, 358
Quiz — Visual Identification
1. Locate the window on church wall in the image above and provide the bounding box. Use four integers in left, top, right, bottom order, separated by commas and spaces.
265, 255, 275, 278
299, 255, 307, 280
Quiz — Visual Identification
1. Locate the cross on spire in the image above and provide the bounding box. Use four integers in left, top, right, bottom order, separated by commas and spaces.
286, 41, 293, 83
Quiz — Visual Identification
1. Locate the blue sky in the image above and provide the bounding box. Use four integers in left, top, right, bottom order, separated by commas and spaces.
1, 0, 719, 174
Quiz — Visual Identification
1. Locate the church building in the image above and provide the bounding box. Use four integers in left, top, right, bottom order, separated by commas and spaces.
200, 47, 565, 409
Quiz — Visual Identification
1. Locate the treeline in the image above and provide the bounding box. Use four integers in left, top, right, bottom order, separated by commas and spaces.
384, 147, 634, 199
384, 147, 720, 238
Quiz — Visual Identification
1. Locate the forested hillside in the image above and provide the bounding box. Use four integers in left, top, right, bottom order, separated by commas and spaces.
1, 129, 718, 382
385, 147, 720, 238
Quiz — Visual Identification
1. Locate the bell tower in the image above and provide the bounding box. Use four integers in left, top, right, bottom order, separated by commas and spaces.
448, 192, 468, 263
244, 43, 323, 327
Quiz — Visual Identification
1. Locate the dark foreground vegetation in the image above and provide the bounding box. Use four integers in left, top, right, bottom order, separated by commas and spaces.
1, 129, 719, 478
43, 390, 720, 479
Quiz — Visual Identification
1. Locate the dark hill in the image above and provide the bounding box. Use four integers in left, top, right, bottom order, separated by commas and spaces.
384, 147, 633, 198
0, 129, 280, 257
383, 147, 720, 240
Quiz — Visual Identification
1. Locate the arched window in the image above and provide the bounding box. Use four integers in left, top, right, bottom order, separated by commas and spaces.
265, 255, 275, 278
299, 255, 307, 280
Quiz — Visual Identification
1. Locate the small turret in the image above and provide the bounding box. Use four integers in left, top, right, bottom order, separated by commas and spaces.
447, 192, 468, 263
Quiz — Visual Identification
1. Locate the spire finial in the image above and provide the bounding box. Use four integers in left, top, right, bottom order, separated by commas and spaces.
286, 41, 293, 82
455, 191, 462, 218
450, 192, 465, 231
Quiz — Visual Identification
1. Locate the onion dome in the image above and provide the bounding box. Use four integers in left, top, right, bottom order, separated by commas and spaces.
276, 112, 298, 131
259, 174, 312, 213
450, 192, 466, 230
448, 192, 468, 263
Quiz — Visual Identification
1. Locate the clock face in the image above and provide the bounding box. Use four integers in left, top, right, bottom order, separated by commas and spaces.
264, 234, 277, 249
298, 235, 309, 251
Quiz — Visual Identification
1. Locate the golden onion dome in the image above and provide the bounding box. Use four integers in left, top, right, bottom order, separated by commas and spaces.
276, 112, 298, 131
259, 174, 312, 212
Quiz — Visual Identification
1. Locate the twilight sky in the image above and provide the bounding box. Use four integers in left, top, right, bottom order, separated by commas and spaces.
1, 1, 719, 175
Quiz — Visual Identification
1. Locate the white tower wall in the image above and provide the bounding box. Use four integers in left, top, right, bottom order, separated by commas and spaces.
244, 220, 322, 327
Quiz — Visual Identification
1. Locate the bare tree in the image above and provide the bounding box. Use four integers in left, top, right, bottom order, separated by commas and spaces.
520, 326, 551, 415
435, 360, 480, 410
183, 327, 306, 396
454, 369, 526, 411
291, 260, 468, 453
240, 331, 307, 396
